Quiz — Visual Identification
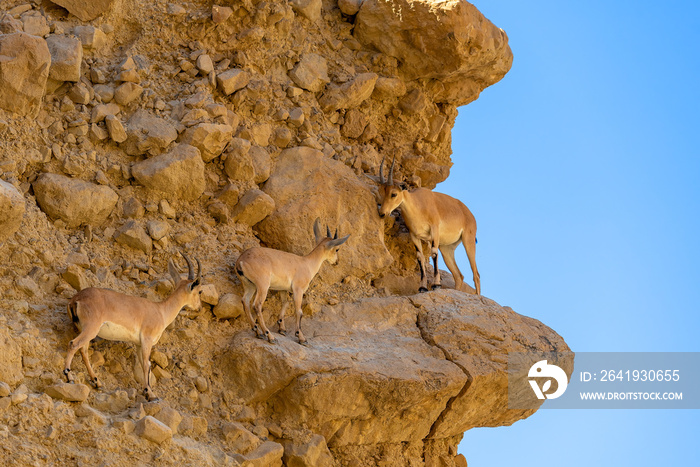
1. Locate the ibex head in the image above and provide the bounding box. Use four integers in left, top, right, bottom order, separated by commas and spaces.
313, 218, 350, 265
376, 156, 405, 219
167, 251, 204, 310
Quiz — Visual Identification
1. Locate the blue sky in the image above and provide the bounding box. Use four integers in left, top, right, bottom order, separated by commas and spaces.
437, 1, 700, 465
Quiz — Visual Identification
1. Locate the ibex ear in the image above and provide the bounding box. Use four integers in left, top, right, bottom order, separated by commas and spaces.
167, 259, 181, 285
313, 217, 323, 244
328, 234, 350, 248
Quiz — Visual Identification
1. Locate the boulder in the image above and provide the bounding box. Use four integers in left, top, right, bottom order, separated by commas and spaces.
72, 25, 107, 50
256, 146, 392, 282
114, 220, 152, 253
0, 32, 51, 116
289, 0, 322, 22
51, 0, 114, 22
131, 144, 205, 201
354, 0, 513, 105
123, 110, 178, 156
338, 0, 363, 16
154, 407, 183, 434
105, 115, 127, 143
289, 53, 329, 92
282, 434, 333, 467
0, 179, 25, 244
318, 73, 377, 112
33, 174, 118, 228
217, 68, 249, 95
114, 82, 143, 105
232, 189, 275, 227
45, 383, 90, 402
213, 293, 244, 320
45, 34, 82, 82
242, 441, 284, 467
135, 415, 173, 444
223, 421, 261, 454
181, 123, 234, 162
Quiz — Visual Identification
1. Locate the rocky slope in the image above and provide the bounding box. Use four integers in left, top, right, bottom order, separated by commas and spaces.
0, 0, 568, 465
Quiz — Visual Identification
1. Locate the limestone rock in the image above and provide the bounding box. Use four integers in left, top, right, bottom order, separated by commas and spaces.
0, 32, 51, 117
105, 115, 127, 143
221, 296, 465, 446
289, 53, 329, 92
20, 12, 50, 37
114, 220, 152, 253
355, 0, 513, 105
0, 382, 10, 398
249, 146, 271, 184
0, 179, 25, 244
199, 284, 219, 306
154, 407, 182, 433
213, 293, 244, 320
0, 328, 22, 385
63, 264, 89, 290
123, 110, 178, 156
114, 82, 143, 106
146, 219, 169, 241
282, 434, 333, 467
50, 0, 115, 21
243, 441, 284, 467
33, 174, 118, 228
212, 5, 233, 24
91, 103, 120, 123
224, 137, 254, 179
411, 291, 574, 437
338, 0, 363, 16
181, 123, 234, 162
45, 383, 90, 402
223, 421, 261, 454
217, 68, 249, 95
45, 35, 82, 82
131, 144, 205, 201
373, 76, 406, 98
232, 189, 275, 227
256, 146, 392, 282
289, 0, 322, 22
73, 26, 107, 50
135, 415, 173, 444
318, 73, 378, 112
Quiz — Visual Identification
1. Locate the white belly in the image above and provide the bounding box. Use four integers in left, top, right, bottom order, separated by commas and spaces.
98, 321, 140, 344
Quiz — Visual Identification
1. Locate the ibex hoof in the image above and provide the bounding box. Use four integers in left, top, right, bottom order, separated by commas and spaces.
418, 287, 429, 293
278, 330, 286, 336
90, 378, 102, 389
299, 340, 309, 347
431, 284, 442, 290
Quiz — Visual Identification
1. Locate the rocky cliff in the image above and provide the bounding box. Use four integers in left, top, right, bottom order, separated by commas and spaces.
0, 1, 568, 465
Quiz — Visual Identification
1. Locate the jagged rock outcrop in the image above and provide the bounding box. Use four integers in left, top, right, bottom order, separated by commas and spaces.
355, 0, 513, 104
0, 32, 51, 116
221, 290, 571, 448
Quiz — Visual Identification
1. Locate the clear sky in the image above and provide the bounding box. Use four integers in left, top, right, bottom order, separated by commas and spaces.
436, 1, 700, 465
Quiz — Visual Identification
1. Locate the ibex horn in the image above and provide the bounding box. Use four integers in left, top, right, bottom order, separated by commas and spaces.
379, 156, 386, 184
388, 156, 396, 186
181, 252, 195, 281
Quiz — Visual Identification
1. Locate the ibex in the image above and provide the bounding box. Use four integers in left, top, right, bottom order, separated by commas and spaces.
375, 158, 481, 295
235, 218, 350, 345
63, 252, 203, 401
